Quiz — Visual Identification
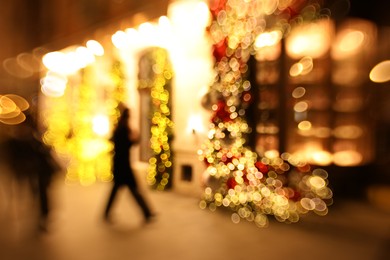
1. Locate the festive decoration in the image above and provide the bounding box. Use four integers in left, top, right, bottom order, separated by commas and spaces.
199, 0, 333, 227
139, 48, 174, 191
41, 59, 126, 185
110, 60, 127, 105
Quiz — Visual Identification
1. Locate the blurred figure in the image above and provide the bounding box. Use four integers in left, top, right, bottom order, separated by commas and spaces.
1, 115, 60, 232
104, 107, 154, 223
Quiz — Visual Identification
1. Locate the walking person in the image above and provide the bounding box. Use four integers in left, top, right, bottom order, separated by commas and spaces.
104, 107, 154, 223
2, 114, 60, 232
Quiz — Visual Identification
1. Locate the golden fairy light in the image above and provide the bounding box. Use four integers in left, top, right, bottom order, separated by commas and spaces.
138, 48, 174, 191
0, 94, 29, 125
370, 60, 390, 83
40, 39, 119, 185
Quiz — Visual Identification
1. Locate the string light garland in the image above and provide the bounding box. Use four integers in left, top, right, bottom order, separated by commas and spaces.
139, 48, 174, 191
199, 0, 333, 227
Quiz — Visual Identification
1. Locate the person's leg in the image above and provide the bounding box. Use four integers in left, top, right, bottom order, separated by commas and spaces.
38, 175, 51, 219
38, 180, 49, 231
127, 184, 153, 220
104, 183, 120, 220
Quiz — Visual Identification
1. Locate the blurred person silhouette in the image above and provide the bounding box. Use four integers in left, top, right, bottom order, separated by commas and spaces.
2, 114, 61, 232
103, 106, 154, 223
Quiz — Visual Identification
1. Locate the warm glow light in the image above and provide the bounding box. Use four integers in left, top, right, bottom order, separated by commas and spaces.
290, 63, 303, 77
339, 30, 365, 52
255, 31, 282, 48
333, 150, 362, 166
332, 29, 365, 58
42, 51, 67, 73
42, 48, 93, 75
92, 114, 110, 136
333, 125, 363, 139
125, 28, 139, 39
0, 94, 29, 125
40, 71, 68, 97
193, 1, 211, 29
111, 30, 129, 49
292, 87, 306, 99
138, 22, 160, 46
158, 15, 171, 29
286, 20, 332, 59
314, 127, 331, 138
298, 120, 312, 130
254, 30, 282, 61
370, 60, 390, 83
294, 101, 308, 112
264, 149, 279, 159
261, 0, 279, 15
138, 22, 155, 36
187, 114, 204, 134
309, 176, 326, 189
2, 94, 29, 111
125, 28, 142, 48
0, 95, 17, 115
331, 19, 376, 60
75, 46, 96, 68
0, 111, 26, 125
86, 40, 104, 56
289, 56, 315, 77
292, 143, 332, 165
79, 139, 109, 160
311, 151, 333, 166
168, 0, 211, 38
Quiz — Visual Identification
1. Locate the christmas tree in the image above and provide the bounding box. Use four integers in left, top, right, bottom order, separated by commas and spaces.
199, 0, 333, 227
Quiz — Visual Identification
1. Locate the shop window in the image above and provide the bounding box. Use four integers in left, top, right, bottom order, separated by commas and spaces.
251, 19, 376, 167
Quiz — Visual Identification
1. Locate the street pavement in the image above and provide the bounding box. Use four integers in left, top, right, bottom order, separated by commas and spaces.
0, 176, 389, 260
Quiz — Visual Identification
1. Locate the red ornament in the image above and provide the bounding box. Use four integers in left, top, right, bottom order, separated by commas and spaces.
221, 154, 233, 164
227, 177, 237, 189
242, 170, 249, 184
255, 162, 269, 174
211, 100, 232, 124
289, 190, 301, 202
209, 0, 227, 17
242, 91, 252, 103
213, 39, 228, 62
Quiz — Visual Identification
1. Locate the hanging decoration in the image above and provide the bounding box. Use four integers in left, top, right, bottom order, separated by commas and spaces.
199, 0, 333, 227
138, 48, 174, 191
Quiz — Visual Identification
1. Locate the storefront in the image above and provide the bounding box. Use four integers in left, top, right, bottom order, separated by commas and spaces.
39, 0, 213, 195
32, 0, 390, 224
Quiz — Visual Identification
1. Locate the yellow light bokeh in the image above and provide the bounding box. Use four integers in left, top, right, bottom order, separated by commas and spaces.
370, 60, 390, 83
286, 19, 333, 59
0, 94, 29, 125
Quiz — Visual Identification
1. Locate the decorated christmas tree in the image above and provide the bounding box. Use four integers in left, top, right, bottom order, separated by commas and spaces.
199, 0, 333, 227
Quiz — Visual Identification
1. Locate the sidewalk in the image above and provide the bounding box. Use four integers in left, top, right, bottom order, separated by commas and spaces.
0, 177, 389, 260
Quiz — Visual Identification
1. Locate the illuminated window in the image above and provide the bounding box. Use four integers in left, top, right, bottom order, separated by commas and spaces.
250, 19, 377, 167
